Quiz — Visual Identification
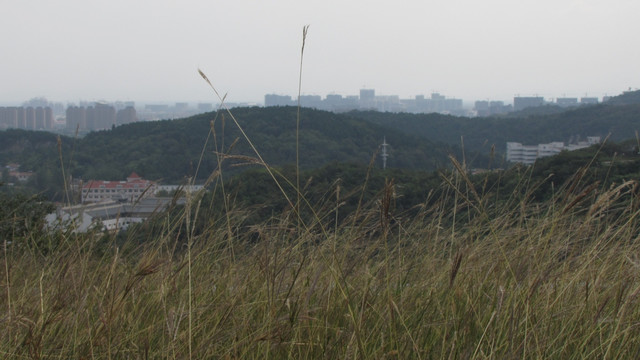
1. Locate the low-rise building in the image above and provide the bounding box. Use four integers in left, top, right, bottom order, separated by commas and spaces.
507, 137, 601, 165
9, 171, 35, 182
46, 197, 184, 233
155, 184, 205, 195
81, 172, 157, 203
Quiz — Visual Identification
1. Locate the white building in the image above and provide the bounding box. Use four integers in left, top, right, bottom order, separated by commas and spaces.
507, 137, 600, 165
155, 184, 204, 195
47, 197, 184, 233
82, 172, 157, 203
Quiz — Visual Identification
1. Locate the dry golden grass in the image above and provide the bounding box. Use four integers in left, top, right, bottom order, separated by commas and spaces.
3, 27, 640, 359
3, 163, 640, 358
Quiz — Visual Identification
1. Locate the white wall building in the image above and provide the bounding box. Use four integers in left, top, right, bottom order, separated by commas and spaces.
507, 137, 600, 165
155, 184, 204, 195
47, 197, 184, 233
82, 172, 157, 203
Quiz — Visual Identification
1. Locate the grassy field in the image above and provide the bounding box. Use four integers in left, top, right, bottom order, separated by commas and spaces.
3, 154, 640, 359
3, 40, 640, 357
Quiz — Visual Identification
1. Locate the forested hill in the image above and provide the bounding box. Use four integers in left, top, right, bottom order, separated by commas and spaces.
351, 101, 640, 155
5, 99, 640, 200
605, 89, 640, 105
74, 107, 459, 181
1, 107, 456, 191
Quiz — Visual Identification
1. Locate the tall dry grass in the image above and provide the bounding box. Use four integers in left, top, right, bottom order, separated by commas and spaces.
3, 27, 640, 359
2, 159, 640, 358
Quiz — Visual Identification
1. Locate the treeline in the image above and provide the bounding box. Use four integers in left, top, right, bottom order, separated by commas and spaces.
3, 96, 640, 202
351, 102, 640, 159
127, 139, 640, 244
2, 107, 458, 200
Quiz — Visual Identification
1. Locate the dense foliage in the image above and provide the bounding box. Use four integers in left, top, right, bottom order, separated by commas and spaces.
4, 151, 640, 357
4, 98, 640, 357
2, 107, 455, 191
351, 102, 640, 158
0, 190, 54, 244
3, 99, 640, 203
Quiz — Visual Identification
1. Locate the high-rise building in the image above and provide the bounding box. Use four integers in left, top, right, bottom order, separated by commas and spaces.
359, 89, 376, 109
513, 96, 544, 111
0, 106, 53, 130
359, 89, 375, 101
116, 106, 137, 125
556, 98, 578, 107
25, 107, 37, 130
16, 107, 26, 128
65, 103, 116, 131
35, 107, 46, 129
197, 103, 214, 112
0, 107, 17, 128
298, 95, 322, 108
174, 102, 189, 111
44, 107, 53, 129
264, 94, 295, 107
66, 106, 87, 130
580, 97, 599, 105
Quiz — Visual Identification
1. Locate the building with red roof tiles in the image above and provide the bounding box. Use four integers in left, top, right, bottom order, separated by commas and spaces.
81, 172, 157, 203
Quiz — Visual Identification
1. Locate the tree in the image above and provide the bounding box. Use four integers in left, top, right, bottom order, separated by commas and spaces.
0, 191, 54, 244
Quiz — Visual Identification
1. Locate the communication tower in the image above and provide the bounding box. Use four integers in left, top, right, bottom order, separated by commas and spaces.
381, 137, 390, 169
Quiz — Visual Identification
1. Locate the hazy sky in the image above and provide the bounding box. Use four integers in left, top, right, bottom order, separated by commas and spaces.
2, 0, 639, 105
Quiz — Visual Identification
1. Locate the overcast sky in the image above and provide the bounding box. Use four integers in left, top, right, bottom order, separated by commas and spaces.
2, 0, 639, 105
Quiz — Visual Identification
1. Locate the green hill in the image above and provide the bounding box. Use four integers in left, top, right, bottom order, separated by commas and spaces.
604, 89, 640, 105
71, 107, 454, 181
5, 101, 640, 202
351, 102, 640, 155
2, 107, 459, 199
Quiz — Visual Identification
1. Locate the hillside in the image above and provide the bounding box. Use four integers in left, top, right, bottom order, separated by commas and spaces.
352, 102, 640, 155
6, 143, 640, 358
1, 107, 460, 200
71, 107, 455, 181
604, 88, 640, 105
172, 139, 640, 227
5, 107, 640, 358
5, 101, 640, 201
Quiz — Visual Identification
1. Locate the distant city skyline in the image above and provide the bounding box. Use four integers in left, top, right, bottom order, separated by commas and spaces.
0, 88, 616, 134
0, 87, 622, 109
1, 0, 638, 106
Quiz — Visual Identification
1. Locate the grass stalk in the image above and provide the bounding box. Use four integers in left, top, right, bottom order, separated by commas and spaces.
296, 25, 309, 232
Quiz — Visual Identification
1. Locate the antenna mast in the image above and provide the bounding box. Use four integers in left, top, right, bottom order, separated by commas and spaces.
381, 137, 389, 169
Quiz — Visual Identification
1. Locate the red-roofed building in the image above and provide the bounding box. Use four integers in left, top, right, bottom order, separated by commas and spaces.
81, 172, 157, 203
9, 171, 35, 182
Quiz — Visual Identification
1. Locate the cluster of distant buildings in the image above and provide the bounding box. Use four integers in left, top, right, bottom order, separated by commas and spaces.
264, 89, 610, 117
506, 137, 601, 165
475, 96, 605, 116
0, 106, 55, 130
0, 91, 615, 135
47, 172, 204, 233
2, 163, 35, 185
265, 89, 466, 115
0, 101, 137, 133
66, 103, 136, 131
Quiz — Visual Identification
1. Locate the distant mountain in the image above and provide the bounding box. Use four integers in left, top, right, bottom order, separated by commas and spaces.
351, 102, 640, 156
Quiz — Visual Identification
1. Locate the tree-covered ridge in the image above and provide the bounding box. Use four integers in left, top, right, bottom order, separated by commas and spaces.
605, 89, 640, 105
0, 130, 73, 199
4, 102, 640, 202
69, 107, 454, 183
351, 103, 640, 157
1, 107, 457, 194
